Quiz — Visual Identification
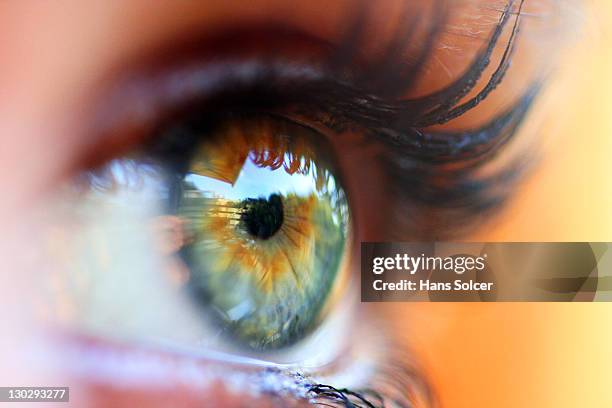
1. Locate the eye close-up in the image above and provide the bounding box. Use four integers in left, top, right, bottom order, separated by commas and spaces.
71, 112, 353, 351
1, 1, 612, 408
156, 114, 350, 351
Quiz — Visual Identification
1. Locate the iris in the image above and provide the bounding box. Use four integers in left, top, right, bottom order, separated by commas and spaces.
174, 116, 350, 350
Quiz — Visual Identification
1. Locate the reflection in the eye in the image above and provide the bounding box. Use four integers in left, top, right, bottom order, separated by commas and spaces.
174, 117, 350, 351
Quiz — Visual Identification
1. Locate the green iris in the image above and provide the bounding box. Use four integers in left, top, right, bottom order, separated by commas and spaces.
175, 116, 350, 351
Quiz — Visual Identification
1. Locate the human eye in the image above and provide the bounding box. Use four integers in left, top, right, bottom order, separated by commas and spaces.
25, 0, 575, 406
72, 113, 351, 353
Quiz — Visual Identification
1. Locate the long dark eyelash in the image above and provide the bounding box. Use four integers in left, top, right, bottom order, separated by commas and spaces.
300, 0, 526, 142
317, 0, 523, 126
407, 0, 522, 125
414, 0, 525, 127
308, 383, 384, 408
377, 84, 538, 165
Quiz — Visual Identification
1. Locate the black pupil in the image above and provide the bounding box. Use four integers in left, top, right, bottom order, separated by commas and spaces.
240, 193, 284, 239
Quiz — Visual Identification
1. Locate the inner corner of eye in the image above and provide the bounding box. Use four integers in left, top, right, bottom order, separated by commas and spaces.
154, 114, 353, 351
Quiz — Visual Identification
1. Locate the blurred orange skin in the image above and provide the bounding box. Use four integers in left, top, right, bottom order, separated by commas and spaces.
0, 1, 611, 408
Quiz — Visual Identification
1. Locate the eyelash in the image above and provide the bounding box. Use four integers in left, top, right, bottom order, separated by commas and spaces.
127, 0, 530, 241
319, 0, 535, 239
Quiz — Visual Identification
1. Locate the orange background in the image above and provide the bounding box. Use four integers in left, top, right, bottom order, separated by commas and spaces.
406, 2, 612, 406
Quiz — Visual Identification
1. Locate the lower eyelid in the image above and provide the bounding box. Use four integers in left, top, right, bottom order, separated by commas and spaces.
47, 332, 312, 403
36, 276, 404, 406
45, 287, 379, 387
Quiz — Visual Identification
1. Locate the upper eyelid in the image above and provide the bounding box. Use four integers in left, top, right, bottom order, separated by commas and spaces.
91, 60, 326, 134
78, 2, 538, 173
77, 59, 330, 170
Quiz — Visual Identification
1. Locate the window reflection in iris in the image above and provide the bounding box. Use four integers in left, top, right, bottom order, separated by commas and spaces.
174, 117, 350, 351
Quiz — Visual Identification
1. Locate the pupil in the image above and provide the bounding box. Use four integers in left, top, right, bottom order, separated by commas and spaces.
240, 193, 284, 239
